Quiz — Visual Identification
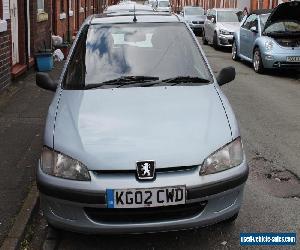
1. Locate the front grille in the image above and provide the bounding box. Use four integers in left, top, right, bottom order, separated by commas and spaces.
93, 165, 199, 176
273, 61, 300, 68
84, 202, 207, 223
192, 21, 204, 24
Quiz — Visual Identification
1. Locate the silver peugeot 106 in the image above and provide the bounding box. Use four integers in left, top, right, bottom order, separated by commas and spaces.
36, 12, 248, 234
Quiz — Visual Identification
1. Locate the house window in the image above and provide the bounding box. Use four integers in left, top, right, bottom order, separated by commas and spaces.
37, 0, 44, 13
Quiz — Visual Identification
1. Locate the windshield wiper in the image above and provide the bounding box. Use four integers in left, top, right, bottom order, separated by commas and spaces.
84, 76, 159, 89
141, 76, 210, 87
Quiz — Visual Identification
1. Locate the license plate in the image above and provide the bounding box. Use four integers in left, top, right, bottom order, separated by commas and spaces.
106, 186, 186, 208
286, 56, 300, 62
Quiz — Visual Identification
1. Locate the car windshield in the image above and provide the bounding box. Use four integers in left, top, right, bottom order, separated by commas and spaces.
185, 7, 204, 16
217, 11, 239, 22
260, 14, 270, 30
264, 21, 300, 33
158, 1, 169, 7
63, 23, 212, 89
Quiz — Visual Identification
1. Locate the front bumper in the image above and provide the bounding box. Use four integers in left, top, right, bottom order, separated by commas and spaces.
218, 34, 234, 47
262, 52, 300, 69
188, 23, 204, 31
37, 161, 248, 234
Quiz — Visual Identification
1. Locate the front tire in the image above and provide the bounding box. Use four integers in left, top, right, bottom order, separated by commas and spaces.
232, 40, 239, 61
213, 32, 219, 49
202, 30, 208, 45
253, 48, 264, 73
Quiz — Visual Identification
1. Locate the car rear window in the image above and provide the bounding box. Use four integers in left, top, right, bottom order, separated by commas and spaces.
185, 7, 204, 16
63, 23, 212, 89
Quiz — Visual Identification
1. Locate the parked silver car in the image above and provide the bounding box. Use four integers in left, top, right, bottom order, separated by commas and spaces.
181, 6, 206, 34
154, 0, 171, 12
36, 13, 248, 234
232, 2, 300, 73
203, 8, 241, 48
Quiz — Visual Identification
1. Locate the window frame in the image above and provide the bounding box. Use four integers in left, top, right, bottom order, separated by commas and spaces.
241, 14, 258, 30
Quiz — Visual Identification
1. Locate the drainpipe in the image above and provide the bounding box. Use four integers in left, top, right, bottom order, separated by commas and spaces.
24, 0, 29, 67
67, 0, 70, 42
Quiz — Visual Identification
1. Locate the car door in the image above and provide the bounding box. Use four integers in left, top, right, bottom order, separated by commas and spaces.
246, 15, 259, 59
240, 14, 256, 59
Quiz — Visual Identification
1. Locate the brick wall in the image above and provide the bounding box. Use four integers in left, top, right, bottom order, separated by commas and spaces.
171, 0, 239, 11
31, 0, 52, 52
53, 0, 108, 41
0, 20, 11, 89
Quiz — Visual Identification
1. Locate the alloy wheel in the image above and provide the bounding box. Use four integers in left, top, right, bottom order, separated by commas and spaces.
232, 42, 238, 60
253, 51, 260, 72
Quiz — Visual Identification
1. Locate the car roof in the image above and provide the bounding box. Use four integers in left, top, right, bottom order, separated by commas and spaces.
104, 3, 153, 13
250, 9, 272, 15
213, 8, 241, 11
90, 13, 182, 24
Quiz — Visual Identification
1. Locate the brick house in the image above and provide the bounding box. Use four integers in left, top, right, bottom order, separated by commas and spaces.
8, 0, 53, 78
250, 0, 296, 10
0, 0, 116, 90
171, 0, 297, 11
0, 0, 11, 89
171, 0, 240, 12
0, 0, 52, 87
52, 0, 110, 42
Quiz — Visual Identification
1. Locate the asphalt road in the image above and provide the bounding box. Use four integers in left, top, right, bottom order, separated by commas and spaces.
28, 38, 298, 250
0, 64, 63, 246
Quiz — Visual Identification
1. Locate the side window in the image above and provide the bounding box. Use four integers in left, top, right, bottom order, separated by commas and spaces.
242, 14, 257, 30
63, 26, 88, 89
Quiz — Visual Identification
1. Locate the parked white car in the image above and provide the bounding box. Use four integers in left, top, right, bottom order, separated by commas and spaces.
155, 0, 171, 12
203, 8, 242, 48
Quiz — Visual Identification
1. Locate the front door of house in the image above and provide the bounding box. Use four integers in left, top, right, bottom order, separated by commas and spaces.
10, 0, 19, 65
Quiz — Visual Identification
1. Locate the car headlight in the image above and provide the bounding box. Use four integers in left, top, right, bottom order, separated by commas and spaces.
219, 29, 230, 35
200, 137, 244, 175
41, 147, 91, 181
265, 40, 274, 51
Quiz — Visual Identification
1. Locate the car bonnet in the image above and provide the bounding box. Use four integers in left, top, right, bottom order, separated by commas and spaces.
263, 1, 300, 32
52, 85, 233, 171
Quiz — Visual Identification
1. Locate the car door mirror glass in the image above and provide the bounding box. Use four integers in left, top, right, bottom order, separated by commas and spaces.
217, 67, 236, 86
36, 72, 58, 92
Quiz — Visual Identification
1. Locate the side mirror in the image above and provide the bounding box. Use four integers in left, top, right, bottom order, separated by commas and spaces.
250, 26, 258, 33
217, 67, 235, 86
36, 72, 58, 92
211, 17, 215, 23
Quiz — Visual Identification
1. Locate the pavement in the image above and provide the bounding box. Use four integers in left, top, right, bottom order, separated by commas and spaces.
0, 63, 62, 247
1, 38, 300, 249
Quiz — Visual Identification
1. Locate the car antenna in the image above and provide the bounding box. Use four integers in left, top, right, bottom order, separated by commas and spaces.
133, 5, 137, 22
